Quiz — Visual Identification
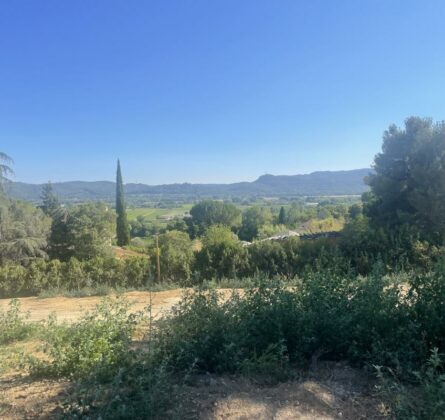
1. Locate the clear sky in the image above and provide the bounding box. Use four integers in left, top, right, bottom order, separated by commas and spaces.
1, 0, 445, 184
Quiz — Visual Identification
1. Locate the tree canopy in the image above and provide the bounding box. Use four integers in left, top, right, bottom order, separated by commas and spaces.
0, 197, 51, 264
116, 160, 130, 246
239, 206, 273, 241
49, 203, 115, 261
195, 225, 247, 279
0, 152, 13, 191
40, 182, 60, 217
364, 117, 445, 239
187, 200, 241, 237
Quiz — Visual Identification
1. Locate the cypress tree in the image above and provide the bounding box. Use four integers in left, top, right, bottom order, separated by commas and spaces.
116, 160, 130, 246
278, 206, 286, 225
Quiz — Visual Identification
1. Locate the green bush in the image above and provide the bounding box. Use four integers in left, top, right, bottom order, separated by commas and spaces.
0, 299, 37, 345
0, 256, 150, 298
153, 265, 445, 377
377, 348, 445, 419
28, 298, 140, 380
25, 264, 445, 418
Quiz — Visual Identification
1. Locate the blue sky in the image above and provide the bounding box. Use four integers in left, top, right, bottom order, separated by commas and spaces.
1, 0, 445, 184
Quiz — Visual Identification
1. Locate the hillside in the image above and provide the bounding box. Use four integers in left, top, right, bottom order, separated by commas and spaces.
6, 168, 371, 203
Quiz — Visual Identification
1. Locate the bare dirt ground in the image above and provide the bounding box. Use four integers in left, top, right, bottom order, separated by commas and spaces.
0, 289, 184, 323
0, 290, 388, 419
177, 363, 386, 419
0, 364, 387, 419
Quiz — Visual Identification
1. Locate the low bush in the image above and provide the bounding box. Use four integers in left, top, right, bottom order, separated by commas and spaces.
377, 348, 445, 419
0, 299, 37, 345
0, 257, 150, 298
23, 263, 445, 418
28, 297, 140, 380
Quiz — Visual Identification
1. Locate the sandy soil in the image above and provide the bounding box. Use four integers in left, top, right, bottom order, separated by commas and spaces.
0, 289, 184, 323
177, 363, 386, 419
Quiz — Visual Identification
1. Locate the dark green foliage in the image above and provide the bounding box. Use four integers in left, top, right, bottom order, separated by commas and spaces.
365, 117, 445, 239
239, 206, 273, 241
341, 214, 441, 274
187, 200, 241, 237
377, 348, 445, 419
149, 230, 194, 285
0, 257, 150, 297
348, 203, 362, 220
0, 152, 13, 190
26, 265, 445, 418
194, 225, 249, 280
0, 197, 51, 264
65, 359, 173, 419
130, 215, 157, 237
152, 266, 445, 379
49, 202, 115, 261
40, 183, 71, 261
39, 182, 60, 217
278, 206, 286, 225
116, 160, 130, 246
247, 240, 288, 277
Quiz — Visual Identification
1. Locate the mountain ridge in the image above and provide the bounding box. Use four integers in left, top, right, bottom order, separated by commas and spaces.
6, 168, 372, 203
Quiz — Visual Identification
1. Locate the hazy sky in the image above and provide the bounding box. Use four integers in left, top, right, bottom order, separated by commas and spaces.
1, 0, 445, 184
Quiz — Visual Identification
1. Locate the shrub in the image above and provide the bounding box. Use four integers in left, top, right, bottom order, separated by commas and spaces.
0, 257, 150, 298
25, 266, 445, 417
29, 298, 140, 380
153, 281, 303, 375
194, 225, 249, 280
0, 299, 36, 345
377, 348, 445, 419
149, 230, 194, 285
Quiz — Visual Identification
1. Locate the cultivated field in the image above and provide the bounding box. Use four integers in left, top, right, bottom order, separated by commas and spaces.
127, 204, 192, 222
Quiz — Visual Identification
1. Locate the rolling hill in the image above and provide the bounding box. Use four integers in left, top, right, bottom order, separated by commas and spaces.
6, 168, 372, 203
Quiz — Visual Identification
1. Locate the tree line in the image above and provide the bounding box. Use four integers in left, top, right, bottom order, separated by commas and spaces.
1, 116, 444, 296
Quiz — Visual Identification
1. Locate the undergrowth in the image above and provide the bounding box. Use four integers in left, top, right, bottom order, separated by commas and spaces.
11, 263, 445, 419
0, 299, 39, 345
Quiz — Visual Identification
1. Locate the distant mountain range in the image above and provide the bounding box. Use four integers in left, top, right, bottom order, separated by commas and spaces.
6, 168, 372, 203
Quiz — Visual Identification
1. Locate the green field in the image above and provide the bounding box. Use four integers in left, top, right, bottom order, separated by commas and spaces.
127, 204, 192, 223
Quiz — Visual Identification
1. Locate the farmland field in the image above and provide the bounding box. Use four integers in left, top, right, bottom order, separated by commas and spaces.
127, 204, 192, 220
127, 204, 192, 222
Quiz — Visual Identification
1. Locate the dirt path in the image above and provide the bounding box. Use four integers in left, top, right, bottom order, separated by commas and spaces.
0, 289, 184, 323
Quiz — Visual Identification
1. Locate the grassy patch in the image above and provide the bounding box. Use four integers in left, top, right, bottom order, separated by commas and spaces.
127, 205, 192, 223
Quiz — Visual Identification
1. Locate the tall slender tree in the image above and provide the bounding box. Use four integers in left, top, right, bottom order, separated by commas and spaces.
278, 206, 286, 225
0, 152, 13, 192
116, 160, 130, 246
40, 182, 60, 216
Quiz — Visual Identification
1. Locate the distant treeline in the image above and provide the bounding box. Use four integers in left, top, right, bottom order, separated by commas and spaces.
6, 168, 371, 203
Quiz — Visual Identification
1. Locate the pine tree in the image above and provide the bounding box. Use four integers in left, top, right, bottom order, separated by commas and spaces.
116, 160, 130, 246
278, 206, 286, 225
40, 182, 60, 216
39, 181, 70, 260
0, 152, 13, 192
